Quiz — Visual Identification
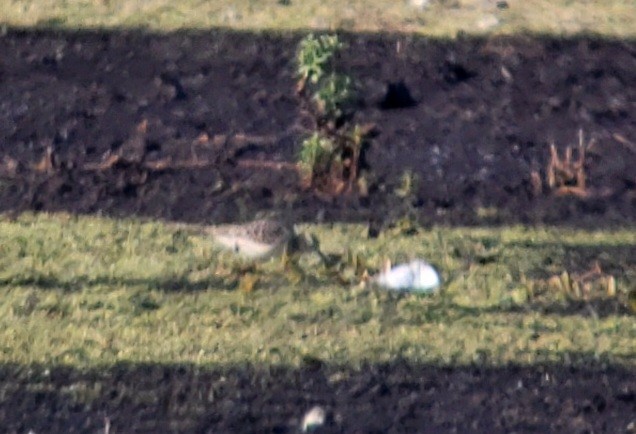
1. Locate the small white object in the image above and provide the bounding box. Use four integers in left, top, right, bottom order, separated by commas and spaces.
409, 0, 431, 9
476, 14, 500, 31
374, 260, 441, 293
302, 405, 326, 432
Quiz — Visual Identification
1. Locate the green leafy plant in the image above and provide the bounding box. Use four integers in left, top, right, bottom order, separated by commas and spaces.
296, 33, 355, 124
313, 73, 354, 121
298, 132, 334, 185
299, 124, 375, 195
296, 34, 374, 195
295, 33, 371, 196
296, 33, 344, 93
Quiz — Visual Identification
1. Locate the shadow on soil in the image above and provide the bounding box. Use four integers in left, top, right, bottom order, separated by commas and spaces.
1, 360, 634, 433
0, 28, 634, 228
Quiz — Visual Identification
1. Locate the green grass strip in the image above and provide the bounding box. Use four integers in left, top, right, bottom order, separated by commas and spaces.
0, 212, 634, 369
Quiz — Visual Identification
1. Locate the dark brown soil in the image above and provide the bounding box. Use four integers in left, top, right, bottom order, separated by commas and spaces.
2, 361, 635, 434
1, 28, 635, 433
1, 29, 635, 227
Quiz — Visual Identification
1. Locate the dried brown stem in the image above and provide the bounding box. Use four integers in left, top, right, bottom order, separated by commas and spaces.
612, 133, 636, 154
545, 130, 590, 195
236, 159, 300, 171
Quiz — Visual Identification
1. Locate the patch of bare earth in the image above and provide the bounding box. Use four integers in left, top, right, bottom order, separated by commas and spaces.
0, 30, 634, 227
1, 362, 635, 433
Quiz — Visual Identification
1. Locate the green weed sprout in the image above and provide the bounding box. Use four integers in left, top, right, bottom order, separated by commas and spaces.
299, 132, 334, 178
296, 33, 344, 92
295, 33, 366, 194
313, 73, 354, 121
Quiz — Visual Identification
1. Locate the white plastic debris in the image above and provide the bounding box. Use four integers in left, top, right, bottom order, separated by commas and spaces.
301, 405, 326, 432
373, 259, 441, 293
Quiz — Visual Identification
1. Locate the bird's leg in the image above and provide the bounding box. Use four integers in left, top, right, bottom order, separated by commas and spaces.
308, 233, 330, 266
